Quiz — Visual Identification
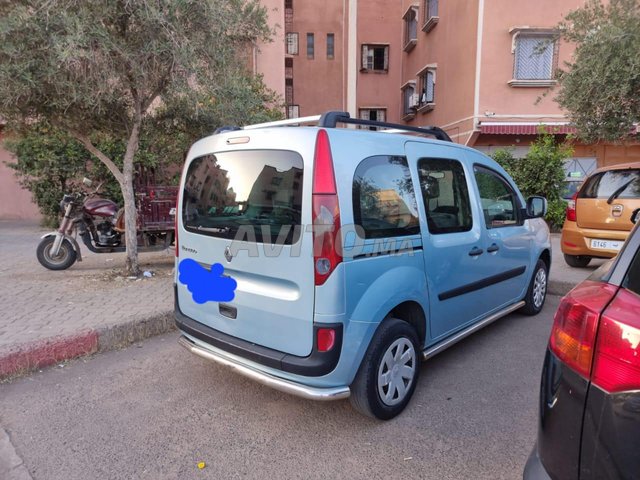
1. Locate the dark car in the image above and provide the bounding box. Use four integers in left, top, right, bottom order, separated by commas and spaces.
524, 218, 640, 479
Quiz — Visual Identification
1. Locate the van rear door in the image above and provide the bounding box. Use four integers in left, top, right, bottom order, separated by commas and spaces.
177, 146, 315, 357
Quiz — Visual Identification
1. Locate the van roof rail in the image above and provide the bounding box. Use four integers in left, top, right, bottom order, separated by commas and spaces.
318, 111, 452, 142
222, 111, 452, 142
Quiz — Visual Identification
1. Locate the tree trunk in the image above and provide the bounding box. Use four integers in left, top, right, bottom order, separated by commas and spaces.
122, 118, 142, 276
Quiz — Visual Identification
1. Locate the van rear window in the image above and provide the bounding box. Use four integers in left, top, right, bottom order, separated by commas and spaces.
182, 150, 303, 244
580, 170, 640, 200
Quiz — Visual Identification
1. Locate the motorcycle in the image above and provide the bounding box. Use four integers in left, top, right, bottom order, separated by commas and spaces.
37, 178, 177, 270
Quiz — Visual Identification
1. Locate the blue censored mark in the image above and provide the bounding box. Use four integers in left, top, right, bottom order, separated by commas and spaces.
178, 259, 238, 304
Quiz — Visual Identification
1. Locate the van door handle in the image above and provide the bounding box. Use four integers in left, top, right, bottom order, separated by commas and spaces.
487, 243, 500, 253
468, 247, 484, 257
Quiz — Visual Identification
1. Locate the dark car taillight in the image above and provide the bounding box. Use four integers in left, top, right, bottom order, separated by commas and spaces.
312, 129, 341, 286
549, 281, 618, 378
566, 192, 578, 222
592, 289, 640, 392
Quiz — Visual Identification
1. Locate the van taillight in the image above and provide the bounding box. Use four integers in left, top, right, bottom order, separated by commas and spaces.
549, 281, 617, 378
566, 192, 578, 222
592, 289, 640, 392
312, 129, 342, 286
317, 328, 336, 352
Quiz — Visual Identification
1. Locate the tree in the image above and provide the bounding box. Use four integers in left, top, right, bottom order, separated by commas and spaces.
4, 124, 88, 227
491, 132, 571, 230
0, 0, 276, 275
556, 0, 640, 141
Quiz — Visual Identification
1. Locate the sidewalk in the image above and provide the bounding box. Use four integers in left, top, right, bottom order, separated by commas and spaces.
0, 221, 601, 380
0, 220, 175, 379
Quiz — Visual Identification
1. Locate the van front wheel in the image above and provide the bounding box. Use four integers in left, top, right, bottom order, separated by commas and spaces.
350, 318, 420, 420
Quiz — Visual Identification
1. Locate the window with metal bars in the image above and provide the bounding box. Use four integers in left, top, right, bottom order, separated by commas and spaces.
286, 32, 299, 55
422, 0, 439, 32
418, 69, 435, 106
514, 35, 556, 80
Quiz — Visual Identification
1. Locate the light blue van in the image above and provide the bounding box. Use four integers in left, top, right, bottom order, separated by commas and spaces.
175, 111, 550, 419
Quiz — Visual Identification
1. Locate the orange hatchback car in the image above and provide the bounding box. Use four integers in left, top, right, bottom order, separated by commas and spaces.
562, 162, 640, 267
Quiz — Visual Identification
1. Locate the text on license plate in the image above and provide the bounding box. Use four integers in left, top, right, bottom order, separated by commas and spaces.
591, 239, 623, 251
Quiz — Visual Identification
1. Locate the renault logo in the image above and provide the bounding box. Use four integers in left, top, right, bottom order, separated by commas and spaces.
224, 245, 233, 262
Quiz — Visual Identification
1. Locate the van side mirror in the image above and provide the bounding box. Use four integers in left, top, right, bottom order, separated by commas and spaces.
526, 196, 547, 219
631, 208, 640, 224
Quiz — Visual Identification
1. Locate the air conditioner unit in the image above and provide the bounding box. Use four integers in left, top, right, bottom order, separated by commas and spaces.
409, 94, 420, 108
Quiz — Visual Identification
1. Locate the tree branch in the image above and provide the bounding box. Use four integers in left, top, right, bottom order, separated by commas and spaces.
66, 129, 125, 185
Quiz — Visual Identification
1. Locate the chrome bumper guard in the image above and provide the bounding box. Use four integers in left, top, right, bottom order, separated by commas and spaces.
178, 335, 351, 401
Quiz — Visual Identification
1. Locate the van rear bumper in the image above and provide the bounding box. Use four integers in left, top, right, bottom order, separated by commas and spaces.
174, 286, 343, 377
178, 335, 350, 401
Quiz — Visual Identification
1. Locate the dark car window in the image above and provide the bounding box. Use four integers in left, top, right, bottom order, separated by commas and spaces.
182, 150, 303, 244
417, 158, 472, 234
474, 166, 520, 228
353, 155, 420, 239
623, 244, 640, 295
580, 169, 640, 199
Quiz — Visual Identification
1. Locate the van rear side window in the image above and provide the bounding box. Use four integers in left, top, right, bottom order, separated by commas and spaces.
353, 155, 420, 239
182, 150, 303, 244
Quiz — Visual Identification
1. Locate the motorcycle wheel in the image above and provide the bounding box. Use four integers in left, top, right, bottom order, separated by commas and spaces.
36, 236, 77, 270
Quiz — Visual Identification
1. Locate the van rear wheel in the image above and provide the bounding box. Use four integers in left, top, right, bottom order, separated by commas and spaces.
350, 318, 420, 420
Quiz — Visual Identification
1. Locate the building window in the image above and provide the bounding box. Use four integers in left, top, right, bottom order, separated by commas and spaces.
403, 7, 418, 52
359, 108, 387, 130
286, 33, 299, 55
287, 105, 300, 119
512, 34, 557, 83
401, 83, 417, 118
327, 33, 335, 59
418, 67, 436, 110
361, 44, 389, 72
285, 78, 293, 105
285, 57, 293, 79
307, 33, 314, 59
285, 0, 293, 8
422, 0, 439, 32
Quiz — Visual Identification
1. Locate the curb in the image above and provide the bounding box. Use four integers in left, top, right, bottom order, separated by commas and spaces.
0, 311, 175, 381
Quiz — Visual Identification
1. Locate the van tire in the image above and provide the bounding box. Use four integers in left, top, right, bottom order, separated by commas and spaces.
564, 254, 591, 268
350, 318, 420, 420
521, 259, 548, 316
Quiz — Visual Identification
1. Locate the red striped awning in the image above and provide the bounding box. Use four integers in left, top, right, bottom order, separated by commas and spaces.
479, 124, 577, 135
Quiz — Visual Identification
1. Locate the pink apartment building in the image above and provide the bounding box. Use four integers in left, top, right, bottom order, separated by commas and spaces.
260, 0, 639, 174
3, 0, 639, 220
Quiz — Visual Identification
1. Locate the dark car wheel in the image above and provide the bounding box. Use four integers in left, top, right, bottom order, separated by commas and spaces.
36, 236, 77, 270
564, 254, 591, 268
521, 259, 548, 315
350, 318, 420, 420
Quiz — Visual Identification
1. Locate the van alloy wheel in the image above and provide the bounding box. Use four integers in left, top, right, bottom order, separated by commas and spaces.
533, 268, 547, 310
521, 259, 548, 316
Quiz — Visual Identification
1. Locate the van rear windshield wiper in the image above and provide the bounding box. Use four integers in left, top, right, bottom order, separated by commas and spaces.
607, 179, 635, 204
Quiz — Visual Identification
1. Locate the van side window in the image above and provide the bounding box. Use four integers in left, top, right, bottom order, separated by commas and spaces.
417, 158, 472, 234
474, 166, 520, 228
353, 155, 420, 239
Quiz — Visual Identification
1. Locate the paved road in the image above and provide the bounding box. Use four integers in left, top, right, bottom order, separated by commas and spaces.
0, 220, 174, 353
0, 296, 559, 480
